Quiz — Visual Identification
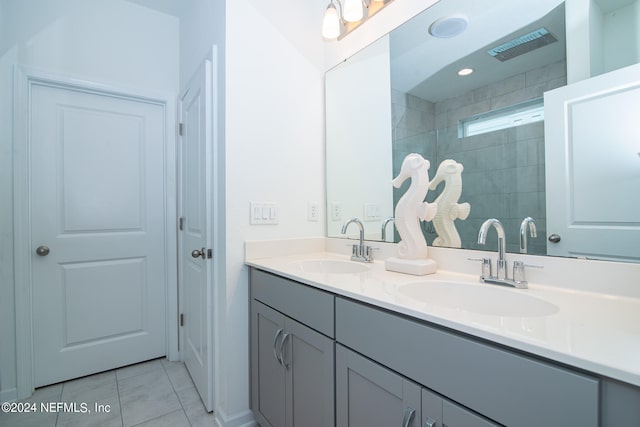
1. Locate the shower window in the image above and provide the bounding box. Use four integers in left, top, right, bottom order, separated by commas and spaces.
459, 98, 544, 138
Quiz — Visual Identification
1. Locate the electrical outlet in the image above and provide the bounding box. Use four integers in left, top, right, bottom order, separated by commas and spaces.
331, 202, 342, 221
308, 201, 319, 222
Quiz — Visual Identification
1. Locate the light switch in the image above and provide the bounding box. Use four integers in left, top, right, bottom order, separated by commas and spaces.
250, 202, 279, 225
364, 203, 380, 221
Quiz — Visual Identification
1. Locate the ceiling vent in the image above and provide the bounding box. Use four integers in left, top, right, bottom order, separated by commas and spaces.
487, 28, 557, 62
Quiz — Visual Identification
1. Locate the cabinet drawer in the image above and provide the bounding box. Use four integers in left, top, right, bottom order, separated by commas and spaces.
250, 268, 334, 337
336, 297, 599, 427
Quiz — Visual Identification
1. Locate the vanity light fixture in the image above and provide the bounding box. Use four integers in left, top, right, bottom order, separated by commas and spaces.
458, 68, 474, 76
343, 0, 365, 22
322, 2, 341, 39
322, 0, 393, 40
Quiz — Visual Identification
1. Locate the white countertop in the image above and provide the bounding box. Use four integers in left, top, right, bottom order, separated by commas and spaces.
245, 242, 640, 388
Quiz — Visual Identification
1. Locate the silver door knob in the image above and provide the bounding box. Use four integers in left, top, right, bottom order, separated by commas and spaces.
548, 234, 561, 243
36, 245, 50, 256
191, 248, 205, 259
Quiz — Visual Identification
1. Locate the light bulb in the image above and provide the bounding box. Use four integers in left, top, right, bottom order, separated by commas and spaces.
322, 4, 340, 39
343, 0, 363, 22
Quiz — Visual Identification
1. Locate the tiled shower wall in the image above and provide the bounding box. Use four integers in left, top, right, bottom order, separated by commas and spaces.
392, 59, 567, 255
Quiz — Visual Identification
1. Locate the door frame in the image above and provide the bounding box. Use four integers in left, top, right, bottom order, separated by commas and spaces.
12, 66, 178, 399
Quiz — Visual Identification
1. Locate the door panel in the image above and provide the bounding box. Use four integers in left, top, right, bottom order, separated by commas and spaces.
545, 63, 640, 261
62, 258, 145, 344
60, 107, 144, 231
180, 58, 214, 411
31, 83, 167, 387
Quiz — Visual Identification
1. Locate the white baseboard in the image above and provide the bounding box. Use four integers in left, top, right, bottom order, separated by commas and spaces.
214, 408, 256, 427
0, 387, 17, 403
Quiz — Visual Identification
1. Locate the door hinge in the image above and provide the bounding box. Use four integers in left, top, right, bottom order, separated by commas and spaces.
207, 249, 213, 259
178, 122, 184, 136
180, 313, 184, 327
178, 217, 185, 231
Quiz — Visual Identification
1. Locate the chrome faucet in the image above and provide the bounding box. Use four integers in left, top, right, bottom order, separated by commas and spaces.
474, 218, 543, 289
477, 218, 507, 280
341, 218, 374, 263
381, 217, 395, 241
475, 218, 532, 289
519, 217, 537, 254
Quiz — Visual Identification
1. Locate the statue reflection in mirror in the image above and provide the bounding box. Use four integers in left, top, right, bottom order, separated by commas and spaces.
429, 159, 471, 248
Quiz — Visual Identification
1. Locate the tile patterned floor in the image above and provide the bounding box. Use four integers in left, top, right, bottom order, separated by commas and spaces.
0, 358, 215, 427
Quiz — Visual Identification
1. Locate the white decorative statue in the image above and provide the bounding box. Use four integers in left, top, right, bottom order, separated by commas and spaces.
385, 153, 438, 276
429, 159, 471, 249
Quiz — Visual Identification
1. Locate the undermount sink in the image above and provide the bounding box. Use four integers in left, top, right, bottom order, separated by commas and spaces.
399, 281, 559, 317
289, 259, 370, 274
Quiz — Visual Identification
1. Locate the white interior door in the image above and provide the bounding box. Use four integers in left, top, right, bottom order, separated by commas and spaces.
179, 58, 214, 412
31, 81, 167, 387
545, 63, 640, 261
544, 65, 640, 261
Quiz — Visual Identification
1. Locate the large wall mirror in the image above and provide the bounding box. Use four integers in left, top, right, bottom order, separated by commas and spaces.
326, 0, 640, 262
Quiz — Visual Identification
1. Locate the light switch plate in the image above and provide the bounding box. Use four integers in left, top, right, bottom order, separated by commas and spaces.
250, 202, 279, 225
363, 203, 380, 221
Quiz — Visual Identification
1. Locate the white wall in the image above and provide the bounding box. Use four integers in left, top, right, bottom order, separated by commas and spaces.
566, 0, 640, 83
602, 1, 640, 72
0, 0, 179, 402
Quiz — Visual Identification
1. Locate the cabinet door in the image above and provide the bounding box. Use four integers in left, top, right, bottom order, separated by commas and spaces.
421, 388, 443, 427
442, 400, 499, 427
337, 344, 421, 427
251, 301, 286, 427
283, 318, 335, 427
422, 388, 499, 427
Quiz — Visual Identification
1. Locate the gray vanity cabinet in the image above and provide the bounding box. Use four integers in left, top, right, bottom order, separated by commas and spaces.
336, 297, 599, 427
250, 269, 335, 427
336, 343, 499, 427
336, 344, 421, 427
250, 267, 639, 427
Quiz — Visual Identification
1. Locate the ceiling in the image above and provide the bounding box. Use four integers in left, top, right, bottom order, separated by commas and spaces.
390, 0, 566, 102
124, 0, 182, 17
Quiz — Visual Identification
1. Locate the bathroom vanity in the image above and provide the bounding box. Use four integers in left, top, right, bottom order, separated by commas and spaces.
247, 244, 640, 427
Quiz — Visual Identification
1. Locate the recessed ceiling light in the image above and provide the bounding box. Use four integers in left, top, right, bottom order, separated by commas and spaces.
429, 15, 469, 39
458, 68, 474, 76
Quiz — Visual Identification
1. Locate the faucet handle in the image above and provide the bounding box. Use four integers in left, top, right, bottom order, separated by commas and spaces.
468, 257, 492, 278
350, 244, 359, 257
512, 261, 543, 283
513, 260, 544, 269
364, 246, 379, 262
